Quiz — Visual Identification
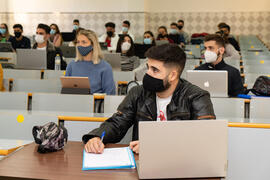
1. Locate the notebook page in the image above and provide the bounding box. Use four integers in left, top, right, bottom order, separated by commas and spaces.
83, 147, 134, 169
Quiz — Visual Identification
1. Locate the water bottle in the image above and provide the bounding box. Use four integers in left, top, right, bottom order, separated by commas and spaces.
54, 54, 61, 71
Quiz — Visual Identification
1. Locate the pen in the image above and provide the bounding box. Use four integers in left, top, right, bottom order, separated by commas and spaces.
100, 131, 106, 144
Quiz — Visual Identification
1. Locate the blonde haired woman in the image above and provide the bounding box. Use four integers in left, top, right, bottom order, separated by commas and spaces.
65, 30, 116, 94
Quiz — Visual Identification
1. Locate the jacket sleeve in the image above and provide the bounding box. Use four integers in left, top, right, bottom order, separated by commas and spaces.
230, 69, 244, 97
82, 86, 140, 144
190, 90, 216, 120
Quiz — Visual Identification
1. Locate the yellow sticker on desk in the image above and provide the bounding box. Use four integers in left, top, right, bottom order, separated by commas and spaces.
251, 46, 254, 49
189, 51, 193, 55
196, 45, 199, 48
255, 52, 259, 55
17, 114, 24, 123
63, 71, 66, 76
260, 60, 264, 64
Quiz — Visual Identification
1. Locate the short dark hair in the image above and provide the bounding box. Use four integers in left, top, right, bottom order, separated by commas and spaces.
217, 22, 227, 29
105, 22, 115, 28
13, 24, 23, 30
158, 26, 167, 33
73, 19, 79, 23
123, 20, 130, 27
204, 34, 225, 48
170, 22, 178, 27
219, 24, 230, 32
178, 19, 184, 24
145, 44, 186, 76
37, 23, 50, 34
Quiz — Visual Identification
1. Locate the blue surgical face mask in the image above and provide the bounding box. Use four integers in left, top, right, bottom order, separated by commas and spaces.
77, 45, 93, 56
170, 29, 178, 35
122, 27, 128, 33
50, 29, 56, 35
144, 38, 152, 44
0, 28, 6, 35
73, 25, 79, 30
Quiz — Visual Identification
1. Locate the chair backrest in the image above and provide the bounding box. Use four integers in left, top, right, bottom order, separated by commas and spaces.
113, 71, 135, 82
104, 95, 126, 113
32, 93, 94, 113
250, 97, 270, 119
0, 92, 28, 110
12, 79, 62, 93
211, 98, 245, 118
3, 69, 41, 79
0, 112, 58, 140
43, 70, 65, 79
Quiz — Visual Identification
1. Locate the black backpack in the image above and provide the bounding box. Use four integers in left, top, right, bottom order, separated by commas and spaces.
246, 76, 270, 96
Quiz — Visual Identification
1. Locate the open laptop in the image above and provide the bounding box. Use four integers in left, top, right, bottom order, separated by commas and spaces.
61, 32, 76, 42
138, 120, 228, 179
59, 46, 76, 58
60, 76, 90, 89
0, 42, 13, 52
186, 70, 228, 97
103, 53, 121, 71
134, 43, 153, 58
16, 49, 47, 70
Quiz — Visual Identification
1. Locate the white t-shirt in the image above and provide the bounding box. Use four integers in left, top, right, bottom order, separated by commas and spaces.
36, 46, 46, 50
156, 95, 172, 121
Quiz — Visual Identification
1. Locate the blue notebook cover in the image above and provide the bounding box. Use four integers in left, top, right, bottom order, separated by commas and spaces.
82, 147, 136, 170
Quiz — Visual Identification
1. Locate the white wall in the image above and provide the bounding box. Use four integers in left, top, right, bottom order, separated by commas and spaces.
0, 0, 144, 12
145, 0, 270, 12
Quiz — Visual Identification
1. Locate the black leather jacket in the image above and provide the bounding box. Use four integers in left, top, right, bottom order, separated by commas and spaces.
83, 79, 216, 144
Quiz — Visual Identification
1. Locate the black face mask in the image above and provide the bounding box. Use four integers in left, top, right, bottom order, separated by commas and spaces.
107, 31, 113, 37
158, 34, 165, 39
177, 25, 183, 30
143, 73, 170, 92
14, 32, 22, 38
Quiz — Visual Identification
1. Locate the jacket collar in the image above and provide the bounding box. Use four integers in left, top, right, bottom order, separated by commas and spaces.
205, 59, 226, 69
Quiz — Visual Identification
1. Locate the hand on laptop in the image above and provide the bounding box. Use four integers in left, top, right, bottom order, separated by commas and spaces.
129, 141, 139, 154
84, 137, 105, 154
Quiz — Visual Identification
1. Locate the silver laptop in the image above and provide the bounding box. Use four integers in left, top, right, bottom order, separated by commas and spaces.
138, 120, 228, 179
16, 49, 47, 70
103, 53, 121, 71
186, 70, 228, 97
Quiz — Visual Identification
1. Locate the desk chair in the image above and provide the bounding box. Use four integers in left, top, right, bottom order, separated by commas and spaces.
0, 92, 28, 110
32, 93, 94, 113
250, 97, 270, 119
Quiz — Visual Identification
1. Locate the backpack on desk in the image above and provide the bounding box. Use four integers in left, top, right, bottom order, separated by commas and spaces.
32, 122, 68, 153
246, 76, 270, 96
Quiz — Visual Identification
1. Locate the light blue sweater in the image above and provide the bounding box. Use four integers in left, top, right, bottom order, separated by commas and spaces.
65, 60, 116, 95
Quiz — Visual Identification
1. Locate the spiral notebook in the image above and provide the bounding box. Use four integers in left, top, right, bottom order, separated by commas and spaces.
82, 147, 136, 170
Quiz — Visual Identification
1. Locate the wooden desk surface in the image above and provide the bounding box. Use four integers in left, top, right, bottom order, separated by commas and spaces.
0, 141, 221, 180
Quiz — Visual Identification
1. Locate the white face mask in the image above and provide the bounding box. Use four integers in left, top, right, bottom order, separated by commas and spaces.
204, 50, 218, 63
121, 42, 131, 52
35, 34, 45, 44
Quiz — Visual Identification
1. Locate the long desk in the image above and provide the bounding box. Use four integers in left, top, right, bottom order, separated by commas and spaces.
0, 142, 219, 180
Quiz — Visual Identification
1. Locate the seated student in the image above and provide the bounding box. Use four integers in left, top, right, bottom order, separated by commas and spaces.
168, 22, 185, 46
195, 34, 244, 97
143, 31, 156, 45
83, 43, 216, 154
0, 23, 12, 42
156, 26, 174, 43
72, 19, 80, 34
99, 22, 119, 52
116, 34, 138, 71
66, 29, 116, 95
216, 30, 240, 61
0, 64, 4, 91
8, 24, 31, 50
33, 23, 66, 70
119, 20, 135, 41
50, 24, 63, 47
177, 19, 190, 44
218, 23, 240, 51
